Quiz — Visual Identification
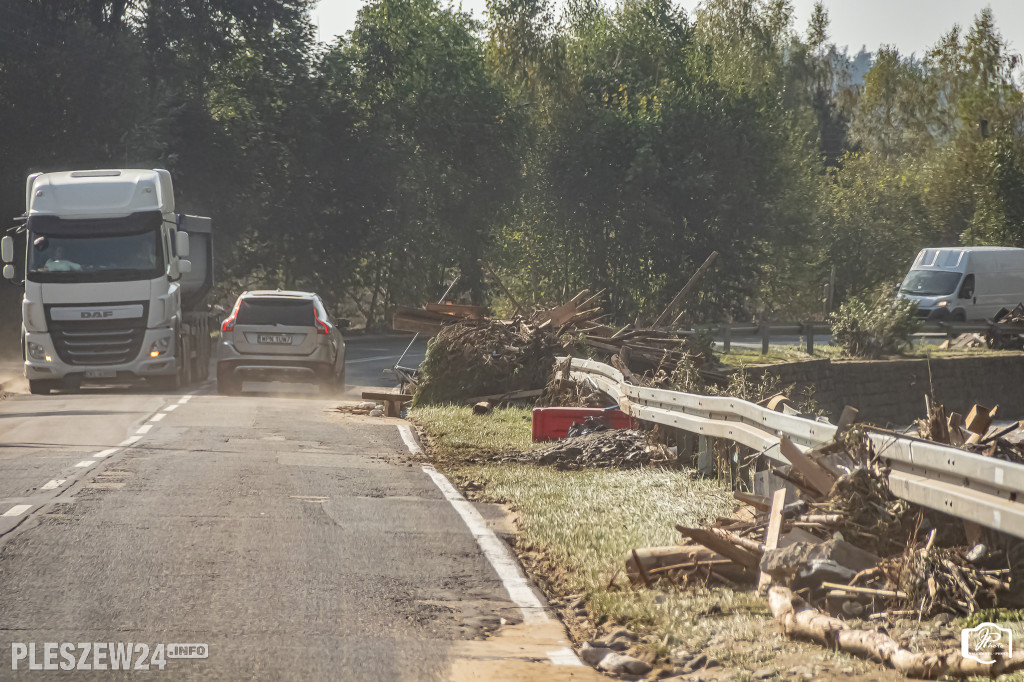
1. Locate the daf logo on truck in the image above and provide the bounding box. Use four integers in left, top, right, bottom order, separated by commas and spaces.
81, 311, 114, 319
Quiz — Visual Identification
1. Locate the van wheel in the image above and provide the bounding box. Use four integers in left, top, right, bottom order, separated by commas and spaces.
951, 310, 966, 322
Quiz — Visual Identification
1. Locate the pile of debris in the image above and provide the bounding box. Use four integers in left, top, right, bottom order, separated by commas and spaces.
917, 402, 1024, 465
409, 287, 714, 406
627, 433, 1021, 617
987, 303, 1024, 350
508, 427, 679, 470
413, 318, 563, 405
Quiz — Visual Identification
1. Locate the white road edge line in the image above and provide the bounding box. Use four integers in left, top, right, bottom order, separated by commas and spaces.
150, 412, 166, 422
119, 435, 142, 447
2, 504, 32, 517
41, 479, 65, 491
401, 426, 583, 667
546, 648, 584, 667
398, 424, 423, 455
420, 463, 548, 624
136, 424, 152, 434
93, 448, 119, 458
75, 460, 95, 468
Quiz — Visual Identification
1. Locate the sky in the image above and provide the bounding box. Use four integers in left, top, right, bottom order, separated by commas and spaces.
312, 0, 1024, 58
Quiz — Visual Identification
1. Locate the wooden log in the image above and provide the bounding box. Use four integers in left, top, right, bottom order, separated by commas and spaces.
768, 586, 1024, 678
675, 526, 761, 570
758, 488, 787, 594
734, 491, 771, 512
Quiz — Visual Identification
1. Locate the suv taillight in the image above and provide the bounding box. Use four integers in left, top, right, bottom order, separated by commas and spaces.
222, 299, 242, 333
314, 308, 330, 335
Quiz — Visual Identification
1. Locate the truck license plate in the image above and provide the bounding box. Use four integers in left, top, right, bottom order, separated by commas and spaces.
84, 369, 116, 378
258, 334, 291, 345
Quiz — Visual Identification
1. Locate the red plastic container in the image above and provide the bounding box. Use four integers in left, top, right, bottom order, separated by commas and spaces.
531, 407, 635, 442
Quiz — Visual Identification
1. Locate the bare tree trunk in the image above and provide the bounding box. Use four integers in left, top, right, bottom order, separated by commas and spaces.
768, 587, 1024, 679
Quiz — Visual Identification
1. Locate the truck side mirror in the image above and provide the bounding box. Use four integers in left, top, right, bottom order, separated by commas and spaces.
178, 259, 193, 274
175, 231, 190, 258
1, 235, 13, 263
2, 264, 13, 280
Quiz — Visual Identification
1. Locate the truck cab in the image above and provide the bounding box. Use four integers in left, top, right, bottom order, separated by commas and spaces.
1, 169, 213, 394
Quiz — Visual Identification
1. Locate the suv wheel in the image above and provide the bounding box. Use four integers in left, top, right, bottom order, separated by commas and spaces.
217, 365, 241, 396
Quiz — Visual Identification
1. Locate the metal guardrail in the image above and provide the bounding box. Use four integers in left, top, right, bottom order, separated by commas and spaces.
566, 357, 1024, 540
697, 321, 1024, 354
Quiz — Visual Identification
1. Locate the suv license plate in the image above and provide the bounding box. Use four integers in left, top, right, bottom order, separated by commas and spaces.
85, 369, 116, 378
258, 334, 292, 345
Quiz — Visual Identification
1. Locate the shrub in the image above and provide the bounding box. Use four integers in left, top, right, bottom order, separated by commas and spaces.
830, 285, 919, 358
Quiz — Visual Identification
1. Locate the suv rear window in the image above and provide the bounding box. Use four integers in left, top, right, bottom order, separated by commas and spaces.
235, 299, 314, 326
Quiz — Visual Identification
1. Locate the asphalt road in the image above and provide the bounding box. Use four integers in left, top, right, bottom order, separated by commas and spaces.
0, 336, 590, 680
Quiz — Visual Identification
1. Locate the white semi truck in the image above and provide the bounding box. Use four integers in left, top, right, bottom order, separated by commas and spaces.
1, 169, 215, 394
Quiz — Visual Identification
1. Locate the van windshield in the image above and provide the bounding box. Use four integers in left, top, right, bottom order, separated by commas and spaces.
900, 270, 963, 296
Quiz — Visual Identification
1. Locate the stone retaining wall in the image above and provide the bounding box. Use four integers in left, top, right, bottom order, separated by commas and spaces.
743, 355, 1024, 425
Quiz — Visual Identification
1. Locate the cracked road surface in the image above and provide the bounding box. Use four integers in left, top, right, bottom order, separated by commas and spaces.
0, 338, 594, 680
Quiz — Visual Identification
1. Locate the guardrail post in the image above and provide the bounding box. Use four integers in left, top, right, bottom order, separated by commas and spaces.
696, 436, 713, 476
721, 324, 731, 353
804, 324, 814, 355
760, 325, 770, 355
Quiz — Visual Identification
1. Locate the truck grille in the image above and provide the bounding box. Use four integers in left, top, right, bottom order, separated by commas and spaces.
45, 301, 149, 367
52, 327, 146, 366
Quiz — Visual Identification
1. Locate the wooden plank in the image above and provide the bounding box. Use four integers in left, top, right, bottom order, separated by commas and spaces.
463, 388, 543, 404
361, 391, 413, 401
733, 491, 770, 512
778, 436, 836, 497
837, 405, 859, 431
758, 488, 788, 594
675, 526, 761, 570
651, 251, 718, 328
424, 302, 486, 317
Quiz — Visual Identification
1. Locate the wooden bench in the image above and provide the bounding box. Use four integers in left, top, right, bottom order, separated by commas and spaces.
361, 391, 413, 418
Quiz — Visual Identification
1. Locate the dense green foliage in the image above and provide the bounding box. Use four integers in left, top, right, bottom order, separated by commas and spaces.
830, 285, 920, 358
2, 0, 1023, 331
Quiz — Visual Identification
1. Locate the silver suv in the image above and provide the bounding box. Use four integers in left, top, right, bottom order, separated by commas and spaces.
216, 290, 345, 395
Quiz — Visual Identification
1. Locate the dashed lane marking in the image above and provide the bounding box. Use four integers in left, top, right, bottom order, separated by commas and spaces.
2, 505, 32, 517
94, 448, 119, 458
74, 460, 95, 468
136, 424, 152, 434
163, 404, 179, 412
150, 412, 166, 422
119, 436, 142, 447
40, 480, 65, 491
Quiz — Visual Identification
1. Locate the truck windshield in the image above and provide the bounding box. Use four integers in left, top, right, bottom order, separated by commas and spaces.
27, 230, 164, 283
900, 270, 963, 296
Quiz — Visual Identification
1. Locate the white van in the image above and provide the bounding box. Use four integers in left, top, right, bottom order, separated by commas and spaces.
898, 247, 1024, 321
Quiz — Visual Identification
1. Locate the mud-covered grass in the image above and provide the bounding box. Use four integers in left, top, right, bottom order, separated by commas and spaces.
410, 406, 904, 678
410, 405, 537, 465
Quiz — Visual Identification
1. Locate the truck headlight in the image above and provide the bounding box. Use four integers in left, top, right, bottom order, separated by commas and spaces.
936, 300, 949, 307
149, 337, 171, 357
27, 342, 46, 360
